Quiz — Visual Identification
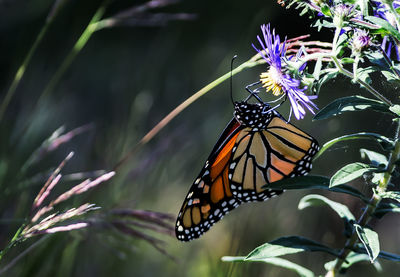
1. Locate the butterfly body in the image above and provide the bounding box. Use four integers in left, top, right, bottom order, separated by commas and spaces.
176, 101, 319, 241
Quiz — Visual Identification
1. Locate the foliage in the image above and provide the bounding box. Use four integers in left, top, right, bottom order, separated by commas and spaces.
222, 0, 400, 276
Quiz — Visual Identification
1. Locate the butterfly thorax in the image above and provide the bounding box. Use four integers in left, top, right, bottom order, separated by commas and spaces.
234, 102, 274, 129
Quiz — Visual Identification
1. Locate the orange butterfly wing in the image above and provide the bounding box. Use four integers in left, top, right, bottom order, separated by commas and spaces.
175, 119, 243, 241
176, 101, 320, 241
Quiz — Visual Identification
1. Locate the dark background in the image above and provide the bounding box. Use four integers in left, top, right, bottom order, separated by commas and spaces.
0, 0, 399, 276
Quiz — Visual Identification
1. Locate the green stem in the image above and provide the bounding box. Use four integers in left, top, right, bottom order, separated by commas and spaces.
38, 0, 109, 102
331, 56, 393, 106
0, 0, 67, 123
353, 55, 360, 82
325, 122, 400, 277
332, 27, 341, 54
378, 123, 400, 192
113, 58, 261, 170
301, 52, 333, 63
0, 226, 24, 262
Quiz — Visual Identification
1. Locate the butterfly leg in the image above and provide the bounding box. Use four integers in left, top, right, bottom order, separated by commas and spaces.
245, 81, 263, 102
287, 105, 293, 122
262, 94, 288, 114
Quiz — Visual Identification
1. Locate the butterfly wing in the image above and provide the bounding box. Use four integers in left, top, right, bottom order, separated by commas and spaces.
228, 115, 319, 202
176, 101, 319, 241
175, 118, 243, 241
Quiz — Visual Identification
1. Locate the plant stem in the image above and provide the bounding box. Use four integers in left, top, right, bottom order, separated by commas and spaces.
353, 55, 360, 81
0, 226, 24, 263
113, 35, 337, 170
325, 122, 400, 276
0, 0, 68, 123
113, 58, 261, 170
331, 56, 393, 106
300, 52, 333, 65
332, 28, 341, 53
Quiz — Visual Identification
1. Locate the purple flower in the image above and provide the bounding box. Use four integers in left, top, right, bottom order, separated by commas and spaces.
252, 24, 318, 120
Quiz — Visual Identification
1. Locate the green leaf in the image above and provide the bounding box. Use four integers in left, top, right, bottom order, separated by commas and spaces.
374, 202, 400, 218
389, 105, 400, 117
221, 256, 315, 277
264, 175, 368, 202
330, 162, 377, 187
371, 172, 385, 185
378, 191, 400, 203
245, 236, 339, 261
341, 57, 355, 64
324, 252, 382, 273
366, 16, 400, 41
314, 133, 394, 160
313, 96, 392, 120
320, 4, 332, 17
356, 66, 374, 85
313, 57, 322, 80
364, 52, 400, 85
354, 224, 380, 262
298, 194, 355, 222
365, 51, 387, 68
381, 69, 400, 83
311, 68, 339, 95
360, 149, 388, 167
342, 0, 356, 4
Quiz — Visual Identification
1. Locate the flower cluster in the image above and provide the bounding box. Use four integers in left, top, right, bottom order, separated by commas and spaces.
254, 0, 400, 120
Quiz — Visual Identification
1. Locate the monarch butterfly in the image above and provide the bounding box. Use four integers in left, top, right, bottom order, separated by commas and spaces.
175, 97, 319, 241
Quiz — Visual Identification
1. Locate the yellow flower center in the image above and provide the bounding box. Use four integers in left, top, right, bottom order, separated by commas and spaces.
260, 66, 284, 96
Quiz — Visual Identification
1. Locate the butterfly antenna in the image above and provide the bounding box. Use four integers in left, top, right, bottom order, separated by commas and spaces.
230, 55, 238, 105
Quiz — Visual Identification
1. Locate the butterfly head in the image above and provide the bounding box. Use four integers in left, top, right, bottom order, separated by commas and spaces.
234, 101, 274, 129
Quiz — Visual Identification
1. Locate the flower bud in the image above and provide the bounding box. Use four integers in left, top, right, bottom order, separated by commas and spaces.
351, 29, 371, 53
333, 4, 353, 28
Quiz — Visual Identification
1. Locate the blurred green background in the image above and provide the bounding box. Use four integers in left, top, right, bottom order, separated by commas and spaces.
1, 0, 400, 276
